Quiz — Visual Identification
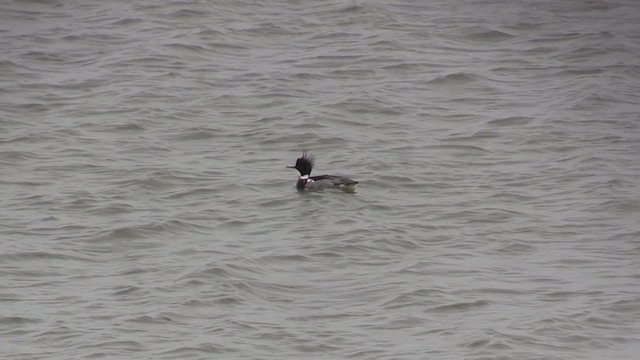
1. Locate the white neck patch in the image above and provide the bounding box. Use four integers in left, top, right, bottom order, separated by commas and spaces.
300, 175, 309, 180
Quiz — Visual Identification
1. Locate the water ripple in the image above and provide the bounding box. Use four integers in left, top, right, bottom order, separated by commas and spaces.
1, 0, 639, 359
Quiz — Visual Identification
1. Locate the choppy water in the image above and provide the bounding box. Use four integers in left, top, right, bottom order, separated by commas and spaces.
2, 0, 640, 359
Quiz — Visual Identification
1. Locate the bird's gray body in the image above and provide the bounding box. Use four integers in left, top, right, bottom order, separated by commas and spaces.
297, 174, 358, 192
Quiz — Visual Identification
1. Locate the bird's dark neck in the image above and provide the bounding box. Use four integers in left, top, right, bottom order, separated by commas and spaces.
296, 174, 310, 191
296, 178, 307, 191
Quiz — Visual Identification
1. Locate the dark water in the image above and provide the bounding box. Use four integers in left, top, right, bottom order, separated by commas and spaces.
1, 0, 639, 359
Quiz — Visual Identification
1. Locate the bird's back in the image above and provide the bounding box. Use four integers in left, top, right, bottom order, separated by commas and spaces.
306, 174, 358, 191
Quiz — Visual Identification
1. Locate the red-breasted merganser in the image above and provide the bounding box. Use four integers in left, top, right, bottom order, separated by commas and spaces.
286, 152, 358, 191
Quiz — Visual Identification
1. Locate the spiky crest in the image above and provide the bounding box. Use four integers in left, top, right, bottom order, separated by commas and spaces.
294, 152, 315, 176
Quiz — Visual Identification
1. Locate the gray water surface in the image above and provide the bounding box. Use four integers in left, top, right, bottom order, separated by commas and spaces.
1, 0, 640, 359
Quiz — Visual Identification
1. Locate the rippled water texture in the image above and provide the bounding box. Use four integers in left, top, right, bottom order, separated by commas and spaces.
1, 0, 640, 359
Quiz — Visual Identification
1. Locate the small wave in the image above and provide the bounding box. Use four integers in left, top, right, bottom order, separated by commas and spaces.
428, 299, 490, 312
340, 3, 365, 13
496, 241, 537, 254
159, 344, 229, 356
110, 17, 144, 26
333, 99, 406, 115
308, 250, 342, 258
549, 68, 604, 77
0, 251, 95, 263
328, 68, 377, 77
109, 122, 145, 132
21, 51, 67, 62
241, 22, 297, 36
167, 9, 208, 18
466, 208, 526, 223
110, 286, 140, 296
165, 43, 207, 52
114, 170, 196, 192
487, 116, 534, 126
261, 254, 311, 263
441, 130, 501, 141
219, 219, 251, 229
426, 72, 479, 85
170, 127, 220, 141
167, 187, 218, 200
197, 28, 225, 36
604, 298, 639, 313
288, 72, 323, 80
371, 175, 417, 184
0, 150, 40, 161
381, 288, 446, 308
293, 343, 341, 353
326, 117, 369, 127
180, 265, 233, 281
466, 29, 516, 42
208, 41, 248, 50
0, 316, 41, 325
127, 314, 179, 324
301, 1, 365, 16
465, 338, 511, 350
96, 226, 142, 240
423, 144, 492, 155
82, 342, 145, 358
381, 61, 432, 72
307, 31, 354, 41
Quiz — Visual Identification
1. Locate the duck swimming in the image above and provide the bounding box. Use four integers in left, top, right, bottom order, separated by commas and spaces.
286, 152, 358, 191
